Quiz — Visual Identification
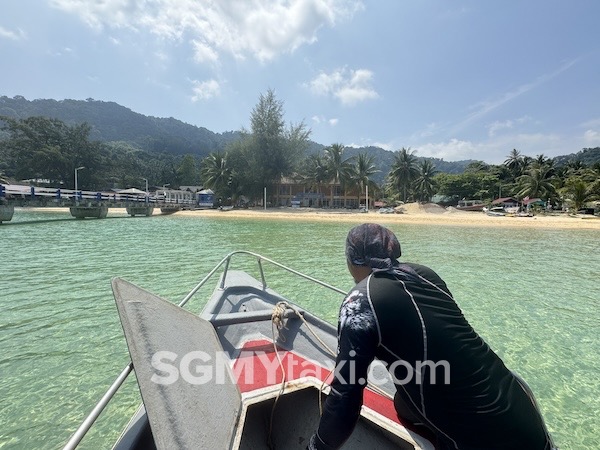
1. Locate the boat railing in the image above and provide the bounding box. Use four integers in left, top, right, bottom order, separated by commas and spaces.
63, 250, 345, 450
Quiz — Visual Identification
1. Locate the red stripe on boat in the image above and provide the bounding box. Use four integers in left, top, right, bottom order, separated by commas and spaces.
232, 339, 401, 425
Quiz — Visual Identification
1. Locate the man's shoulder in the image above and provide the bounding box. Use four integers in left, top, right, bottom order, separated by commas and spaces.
340, 284, 378, 333
402, 261, 435, 274
344, 281, 369, 304
342, 278, 376, 315
399, 262, 441, 280
400, 262, 451, 294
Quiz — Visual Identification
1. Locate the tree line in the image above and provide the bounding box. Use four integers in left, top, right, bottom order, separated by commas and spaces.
0, 115, 203, 191
1, 90, 599, 211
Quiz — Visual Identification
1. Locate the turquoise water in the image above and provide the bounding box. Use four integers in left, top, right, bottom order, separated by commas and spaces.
1, 208, 598, 449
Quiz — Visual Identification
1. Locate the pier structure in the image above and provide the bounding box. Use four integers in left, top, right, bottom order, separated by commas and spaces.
0, 184, 211, 223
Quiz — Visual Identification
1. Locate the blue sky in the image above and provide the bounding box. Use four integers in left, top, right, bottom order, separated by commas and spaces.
1, 0, 599, 164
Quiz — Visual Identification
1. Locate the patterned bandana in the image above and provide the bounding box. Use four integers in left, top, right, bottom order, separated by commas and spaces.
345, 223, 401, 272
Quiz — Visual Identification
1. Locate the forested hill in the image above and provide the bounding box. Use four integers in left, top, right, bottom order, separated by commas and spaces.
0, 95, 478, 176
0, 95, 243, 156
553, 147, 600, 166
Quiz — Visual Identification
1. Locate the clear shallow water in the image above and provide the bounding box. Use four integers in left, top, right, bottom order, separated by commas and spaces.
0, 208, 598, 449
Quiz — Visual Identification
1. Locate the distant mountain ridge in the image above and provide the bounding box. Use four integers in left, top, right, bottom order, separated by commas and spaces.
553, 147, 600, 166
0, 95, 242, 155
3, 95, 596, 178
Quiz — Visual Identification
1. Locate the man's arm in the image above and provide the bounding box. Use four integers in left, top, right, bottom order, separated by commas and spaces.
311, 289, 379, 449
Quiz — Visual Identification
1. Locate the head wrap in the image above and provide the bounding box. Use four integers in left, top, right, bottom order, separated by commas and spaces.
345, 223, 401, 272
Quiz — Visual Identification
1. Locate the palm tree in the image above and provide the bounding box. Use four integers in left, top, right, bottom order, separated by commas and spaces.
200, 152, 232, 196
565, 160, 586, 177
387, 147, 419, 202
301, 154, 329, 207
413, 159, 438, 202
585, 163, 600, 198
324, 143, 354, 207
532, 154, 548, 169
516, 166, 556, 200
561, 178, 596, 211
504, 149, 525, 180
352, 152, 379, 209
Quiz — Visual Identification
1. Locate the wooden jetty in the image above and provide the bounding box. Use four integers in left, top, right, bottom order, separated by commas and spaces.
0, 184, 212, 223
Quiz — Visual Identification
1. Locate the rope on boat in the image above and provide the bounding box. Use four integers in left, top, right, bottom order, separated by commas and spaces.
272, 301, 336, 356
271, 301, 395, 412
271, 301, 289, 343
268, 301, 336, 449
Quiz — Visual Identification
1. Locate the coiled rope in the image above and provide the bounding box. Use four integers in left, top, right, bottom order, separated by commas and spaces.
268, 302, 335, 449
267, 301, 393, 448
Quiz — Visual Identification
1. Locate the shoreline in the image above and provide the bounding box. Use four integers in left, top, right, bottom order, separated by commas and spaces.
16, 204, 600, 229
179, 206, 599, 230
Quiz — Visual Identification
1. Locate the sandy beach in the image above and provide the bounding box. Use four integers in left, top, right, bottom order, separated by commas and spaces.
17, 204, 599, 229
176, 203, 600, 230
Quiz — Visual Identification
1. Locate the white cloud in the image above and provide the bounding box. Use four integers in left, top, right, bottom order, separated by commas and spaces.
49, 0, 131, 30
309, 71, 343, 95
312, 115, 339, 126
346, 139, 394, 151
370, 141, 393, 151
416, 139, 479, 161
577, 118, 600, 146
191, 79, 221, 101
49, 0, 362, 62
583, 129, 600, 146
487, 119, 514, 137
413, 132, 564, 164
192, 39, 219, 64
0, 26, 26, 41
48, 46, 75, 58
487, 116, 533, 137
308, 67, 379, 106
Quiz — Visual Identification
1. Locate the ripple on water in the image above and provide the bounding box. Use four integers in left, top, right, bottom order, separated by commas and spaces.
0, 211, 598, 450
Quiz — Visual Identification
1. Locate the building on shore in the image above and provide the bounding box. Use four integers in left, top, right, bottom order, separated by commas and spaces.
273, 177, 372, 209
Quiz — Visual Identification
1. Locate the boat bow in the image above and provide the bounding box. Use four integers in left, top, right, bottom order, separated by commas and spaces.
113, 278, 242, 449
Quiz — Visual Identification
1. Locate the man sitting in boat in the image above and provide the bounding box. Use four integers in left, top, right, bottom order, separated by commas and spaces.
308, 223, 556, 450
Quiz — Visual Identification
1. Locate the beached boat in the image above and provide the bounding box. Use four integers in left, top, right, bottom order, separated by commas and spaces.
483, 205, 521, 216
455, 199, 486, 211
63, 251, 434, 450
483, 206, 506, 216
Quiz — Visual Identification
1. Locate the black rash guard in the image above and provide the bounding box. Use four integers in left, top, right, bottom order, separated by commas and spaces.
315, 263, 554, 450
